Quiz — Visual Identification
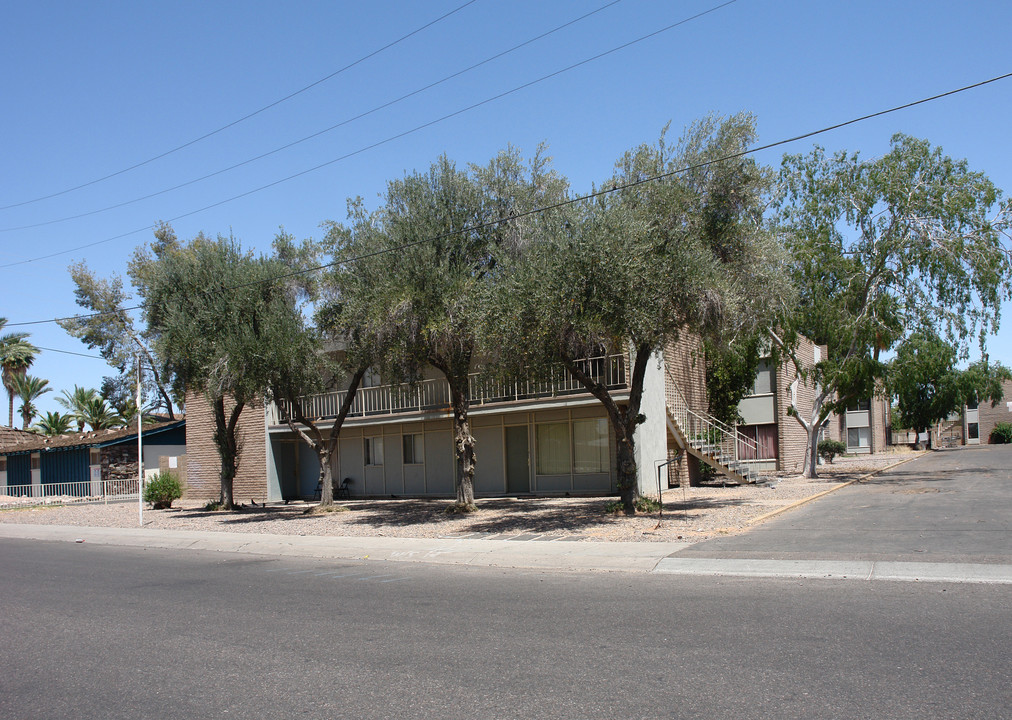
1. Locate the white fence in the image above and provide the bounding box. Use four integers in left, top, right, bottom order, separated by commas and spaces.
0, 479, 141, 509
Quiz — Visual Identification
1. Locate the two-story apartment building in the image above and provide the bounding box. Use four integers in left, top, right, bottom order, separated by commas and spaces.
183, 336, 762, 503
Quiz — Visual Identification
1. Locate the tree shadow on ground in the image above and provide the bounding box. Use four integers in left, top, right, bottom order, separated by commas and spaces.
167, 494, 758, 533
859, 466, 985, 485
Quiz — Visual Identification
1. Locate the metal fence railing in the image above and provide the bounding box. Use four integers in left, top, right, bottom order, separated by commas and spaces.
0, 479, 141, 509
268, 354, 629, 426
665, 372, 762, 483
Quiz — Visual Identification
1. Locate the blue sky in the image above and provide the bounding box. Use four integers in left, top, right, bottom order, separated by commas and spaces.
2, 0, 1010, 420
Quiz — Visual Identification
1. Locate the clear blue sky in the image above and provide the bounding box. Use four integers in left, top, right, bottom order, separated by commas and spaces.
2, 0, 1010, 420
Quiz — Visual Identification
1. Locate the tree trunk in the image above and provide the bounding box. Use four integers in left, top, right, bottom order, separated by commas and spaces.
563, 342, 651, 515
805, 422, 819, 479
449, 380, 476, 510
317, 447, 335, 505
211, 395, 244, 510
615, 426, 638, 515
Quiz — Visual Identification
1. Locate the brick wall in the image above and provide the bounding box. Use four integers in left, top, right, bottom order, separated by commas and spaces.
871, 395, 890, 453
663, 333, 707, 413
662, 333, 707, 485
774, 338, 824, 474
980, 379, 1012, 442
184, 391, 268, 503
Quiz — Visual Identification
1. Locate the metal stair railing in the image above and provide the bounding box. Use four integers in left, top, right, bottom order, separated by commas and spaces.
664, 371, 762, 483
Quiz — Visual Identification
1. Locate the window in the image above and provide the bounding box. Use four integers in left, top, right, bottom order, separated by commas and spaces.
751, 362, 774, 396
847, 399, 871, 412
30, 453, 40, 470
847, 427, 870, 448
738, 424, 778, 460
966, 399, 979, 410
536, 423, 571, 475
364, 437, 384, 466
573, 419, 609, 473
968, 423, 979, 440
89, 449, 101, 465
0, 457, 6, 473
402, 434, 423, 465
362, 367, 382, 388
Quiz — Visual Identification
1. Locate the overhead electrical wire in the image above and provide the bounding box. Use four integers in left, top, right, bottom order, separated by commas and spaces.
0, 0, 481, 212
0, 0, 626, 233
0, 0, 739, 268
7, 69, 1010, 329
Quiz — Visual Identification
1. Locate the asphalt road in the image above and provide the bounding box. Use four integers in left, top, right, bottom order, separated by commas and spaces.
677, 444, 1012, 564
2, 538, 1010, 720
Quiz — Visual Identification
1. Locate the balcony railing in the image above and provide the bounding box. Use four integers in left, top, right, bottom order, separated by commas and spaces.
268, 353, 628, 426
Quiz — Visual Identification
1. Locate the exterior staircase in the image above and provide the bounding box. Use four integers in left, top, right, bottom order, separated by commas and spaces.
665, 377, 763, 485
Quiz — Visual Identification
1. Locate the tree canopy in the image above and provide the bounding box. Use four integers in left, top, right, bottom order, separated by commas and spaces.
775, 134, 1012, 475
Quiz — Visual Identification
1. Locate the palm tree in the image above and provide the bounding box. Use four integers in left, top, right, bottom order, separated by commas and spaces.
118, 397, 159, 426
57, 385, 101, 432
0, 317, 38, 427
33, 411, 74, 436
77, 395, 122, 431
11, 374, 51, 429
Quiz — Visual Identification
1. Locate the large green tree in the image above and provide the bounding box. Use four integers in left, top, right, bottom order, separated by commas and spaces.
58, 225, 178, 418
775, 134, 1012, 476
328, 147, 566, 511
137, 231, 297, 509
889, 330, 1010, 447
483, 115, 789, 513
263, 232, 373, 507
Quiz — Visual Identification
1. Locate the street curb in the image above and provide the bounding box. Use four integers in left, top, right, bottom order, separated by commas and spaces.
748, 453, 927, 526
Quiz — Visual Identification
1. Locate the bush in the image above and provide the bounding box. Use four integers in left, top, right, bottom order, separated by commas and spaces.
818, 439, 847, 464
144, 472, 183, 509
605, 495, 661, 514
990, 422, 1012, 444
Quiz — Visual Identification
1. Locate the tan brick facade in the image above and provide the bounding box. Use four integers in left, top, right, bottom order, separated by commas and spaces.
773, 337, 826, 474
663, 333, 707, 484
979, 379, 1012, 442
184, 391, 268, 503
663, 334, 707, 413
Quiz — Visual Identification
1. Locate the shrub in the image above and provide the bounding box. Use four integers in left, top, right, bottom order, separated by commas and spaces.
990, 422, 1012, 444
818, 439, 847, 464
605, 495, 661, 514
144, 472, 183, 509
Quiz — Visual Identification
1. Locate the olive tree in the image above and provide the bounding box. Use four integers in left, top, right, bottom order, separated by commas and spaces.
483, 114, 789, 513
136, 231, 296, 509
326, 147, 567, 511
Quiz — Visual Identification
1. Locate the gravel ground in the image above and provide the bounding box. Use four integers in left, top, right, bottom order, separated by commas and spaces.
0, 451, 922, 543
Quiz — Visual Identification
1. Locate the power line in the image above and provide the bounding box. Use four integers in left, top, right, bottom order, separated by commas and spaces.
6, 69, 1012, 329
0, 0, 625, 233
0, 0, 738, 268
0, 0, 480, 212
35, 346, 104, 360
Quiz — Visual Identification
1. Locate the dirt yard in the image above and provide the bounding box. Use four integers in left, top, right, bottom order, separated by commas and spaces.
0, 451, 922, 543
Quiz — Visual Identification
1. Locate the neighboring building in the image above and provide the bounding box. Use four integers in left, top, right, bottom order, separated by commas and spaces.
825, 395, 890, 455
733, 337, 829, 474
0, 420, 186, 496
185, 338, 725, 503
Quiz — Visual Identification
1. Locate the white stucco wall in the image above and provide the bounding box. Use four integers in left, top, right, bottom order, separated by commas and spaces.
634, 351, 669, 497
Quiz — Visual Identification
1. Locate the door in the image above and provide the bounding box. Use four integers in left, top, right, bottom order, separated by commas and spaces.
965, 404, 980, 445
505, 425, 530, 494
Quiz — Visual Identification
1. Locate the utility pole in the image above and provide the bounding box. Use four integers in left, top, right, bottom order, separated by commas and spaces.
137, 354, 143, 527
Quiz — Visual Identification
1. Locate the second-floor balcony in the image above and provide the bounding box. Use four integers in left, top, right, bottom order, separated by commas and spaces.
267, 353, 628, 427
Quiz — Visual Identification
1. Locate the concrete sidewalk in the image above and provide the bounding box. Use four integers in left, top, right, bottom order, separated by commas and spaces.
4, 522, 1012, 583
0, 523, 691, 573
